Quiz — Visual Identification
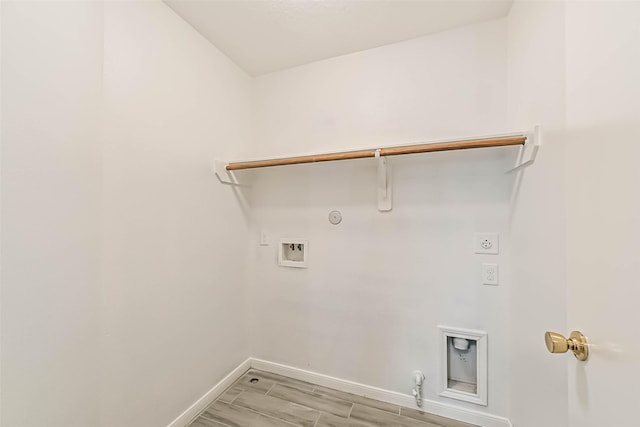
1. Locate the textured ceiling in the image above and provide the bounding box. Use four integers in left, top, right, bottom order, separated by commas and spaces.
164, 0, 513, 76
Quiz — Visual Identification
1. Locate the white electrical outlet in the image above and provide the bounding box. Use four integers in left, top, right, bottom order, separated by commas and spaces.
474, 233, 499, 254
482, 263, 499, 285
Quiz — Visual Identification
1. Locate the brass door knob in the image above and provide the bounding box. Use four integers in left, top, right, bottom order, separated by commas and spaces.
544, 330, 589, 361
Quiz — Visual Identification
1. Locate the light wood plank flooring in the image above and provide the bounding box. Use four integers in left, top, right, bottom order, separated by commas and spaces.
188, 369, 478, 427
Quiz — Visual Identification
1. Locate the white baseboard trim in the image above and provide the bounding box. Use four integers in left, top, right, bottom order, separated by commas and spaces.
167, 358, 252, 427
249, 358, 512, 427
168, 357, 512, 427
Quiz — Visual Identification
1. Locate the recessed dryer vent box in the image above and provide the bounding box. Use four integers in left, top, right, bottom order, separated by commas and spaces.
278, 239, 308, 268
438, 326, 487, 406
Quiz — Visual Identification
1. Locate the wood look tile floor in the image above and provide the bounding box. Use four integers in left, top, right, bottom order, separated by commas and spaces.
189, 370, 478, 427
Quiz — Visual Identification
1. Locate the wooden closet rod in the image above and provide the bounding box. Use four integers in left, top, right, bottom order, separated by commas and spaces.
225, 135, 526, 171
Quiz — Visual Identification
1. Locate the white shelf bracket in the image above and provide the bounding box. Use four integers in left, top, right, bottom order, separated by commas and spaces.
214, 159, 241, 185
507, 125, 542, 173
376, 149, 392, 212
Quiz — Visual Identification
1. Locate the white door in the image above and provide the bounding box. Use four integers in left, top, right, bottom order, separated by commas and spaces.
564, 2, 640, 426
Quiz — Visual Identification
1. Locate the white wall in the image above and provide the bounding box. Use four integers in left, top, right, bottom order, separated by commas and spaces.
506, 1, 568, 426
1, 2, 104, 425
1, 1, 252, 426
101, 2, 252, 426
248, 19, 514, 417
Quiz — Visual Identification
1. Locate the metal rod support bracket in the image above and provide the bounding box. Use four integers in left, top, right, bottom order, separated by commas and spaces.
214, 159, 241, 185
376, 149, 392, 212
507, 125, 542, 173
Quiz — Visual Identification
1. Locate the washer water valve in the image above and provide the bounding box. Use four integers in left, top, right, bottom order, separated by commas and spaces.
412, 370, 425, 407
